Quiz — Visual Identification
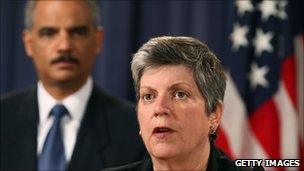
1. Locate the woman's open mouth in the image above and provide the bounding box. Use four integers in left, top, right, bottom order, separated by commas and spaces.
152, 127, 175, 139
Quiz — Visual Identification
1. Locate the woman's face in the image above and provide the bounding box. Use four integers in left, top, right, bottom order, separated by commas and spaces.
137, 64, 216, 160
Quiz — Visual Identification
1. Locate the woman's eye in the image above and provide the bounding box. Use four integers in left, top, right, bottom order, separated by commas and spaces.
142, 94, 154, 101
175, 91, 187, 99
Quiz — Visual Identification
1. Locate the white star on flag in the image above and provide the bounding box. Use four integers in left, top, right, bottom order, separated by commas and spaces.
277, 1, 288, 20
258, 0, 278, 21
230, 23, 249, 51
253, 28, 273, 56
236, 0, 254, 16
248, 63, 269, 89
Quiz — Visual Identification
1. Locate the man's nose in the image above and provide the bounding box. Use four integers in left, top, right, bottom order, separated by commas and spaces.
57, 32, 72, 53
153, 95, 171, 117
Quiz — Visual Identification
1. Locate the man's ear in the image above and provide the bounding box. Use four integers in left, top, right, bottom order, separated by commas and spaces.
94, 26, 104, 55
209, 102, 224, 129
22, 29, 33, 58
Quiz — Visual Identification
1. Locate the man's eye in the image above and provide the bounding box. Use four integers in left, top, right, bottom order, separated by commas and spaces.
39, 28, 57, 37
71, 27, 88, 36
174, 91, 187, 99
142, 94, 154, 101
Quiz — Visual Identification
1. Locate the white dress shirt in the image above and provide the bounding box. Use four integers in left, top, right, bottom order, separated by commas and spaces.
37, 77, 93, 162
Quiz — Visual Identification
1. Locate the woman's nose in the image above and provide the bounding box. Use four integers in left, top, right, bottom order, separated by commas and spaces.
153, 95, 170, 117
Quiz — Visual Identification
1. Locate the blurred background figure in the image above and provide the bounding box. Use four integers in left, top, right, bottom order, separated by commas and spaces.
1, 1, 146, 170
1, 1, 303, 171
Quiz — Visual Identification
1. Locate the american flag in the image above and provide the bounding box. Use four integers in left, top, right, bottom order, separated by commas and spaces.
215, 0, 303, 170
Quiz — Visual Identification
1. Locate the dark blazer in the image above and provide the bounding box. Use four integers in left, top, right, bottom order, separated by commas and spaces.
103, 143, 265, 171
1, 86, 147, 170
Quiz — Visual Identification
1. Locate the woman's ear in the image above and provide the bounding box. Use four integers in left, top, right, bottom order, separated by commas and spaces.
209, 102, 224, 130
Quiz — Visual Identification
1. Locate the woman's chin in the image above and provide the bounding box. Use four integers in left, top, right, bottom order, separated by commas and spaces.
149, 143, 179, 160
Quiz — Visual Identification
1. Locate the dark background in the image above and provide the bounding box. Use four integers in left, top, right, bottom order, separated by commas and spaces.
0, 1, 234, 101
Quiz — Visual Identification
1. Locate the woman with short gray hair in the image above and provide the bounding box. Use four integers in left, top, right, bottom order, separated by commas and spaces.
104, 36, 263, 171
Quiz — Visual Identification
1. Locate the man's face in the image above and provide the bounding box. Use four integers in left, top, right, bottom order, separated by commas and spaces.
23, 1, 103, 86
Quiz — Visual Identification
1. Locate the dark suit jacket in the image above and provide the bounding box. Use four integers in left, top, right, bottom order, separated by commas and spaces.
103, 143, 265, 171
1, 86, 147, 170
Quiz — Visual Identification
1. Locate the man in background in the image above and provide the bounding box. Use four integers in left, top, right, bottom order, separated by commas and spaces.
0, 1, 146, 170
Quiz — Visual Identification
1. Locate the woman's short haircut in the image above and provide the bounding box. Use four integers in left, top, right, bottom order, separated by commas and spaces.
131, 36, 226, 114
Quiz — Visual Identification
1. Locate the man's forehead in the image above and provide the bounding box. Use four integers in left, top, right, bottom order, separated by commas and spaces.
31, 1, 93, 28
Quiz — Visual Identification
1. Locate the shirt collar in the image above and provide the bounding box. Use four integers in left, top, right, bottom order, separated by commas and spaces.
37, 77, 93, 124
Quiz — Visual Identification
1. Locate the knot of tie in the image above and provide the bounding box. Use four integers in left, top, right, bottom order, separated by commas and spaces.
51, 104, 69, 119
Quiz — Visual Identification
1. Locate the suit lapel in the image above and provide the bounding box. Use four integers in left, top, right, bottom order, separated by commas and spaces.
9, 88, 39, 169
68, 86, 110, 170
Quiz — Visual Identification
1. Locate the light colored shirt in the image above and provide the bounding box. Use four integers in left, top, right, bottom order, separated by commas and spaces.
37, 77, 93, 162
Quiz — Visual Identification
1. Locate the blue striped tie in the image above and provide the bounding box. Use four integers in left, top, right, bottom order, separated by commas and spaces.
38, 104, 68, 171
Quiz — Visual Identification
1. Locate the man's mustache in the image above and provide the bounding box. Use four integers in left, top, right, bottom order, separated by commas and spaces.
51, 54, 80, 65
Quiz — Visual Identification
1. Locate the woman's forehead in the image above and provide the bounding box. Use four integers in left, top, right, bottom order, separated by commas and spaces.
140, 65, 198, 90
